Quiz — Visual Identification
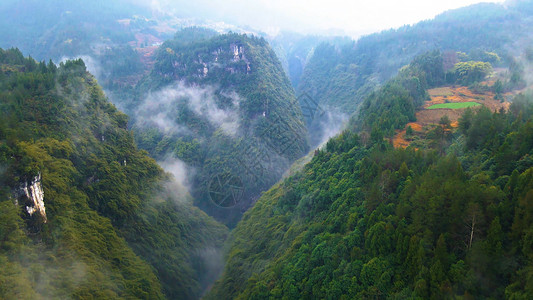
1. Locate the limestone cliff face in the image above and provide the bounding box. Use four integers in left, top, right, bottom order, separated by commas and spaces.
14, 173, 47, 223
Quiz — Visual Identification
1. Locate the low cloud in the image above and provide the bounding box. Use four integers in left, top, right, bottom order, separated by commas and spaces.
195, 246, 225, 296
157, 155, 194, 202
59, 55, 104, 80
135, 82, 241, 137
310, 107, 348, 149
30, 252, 90, 298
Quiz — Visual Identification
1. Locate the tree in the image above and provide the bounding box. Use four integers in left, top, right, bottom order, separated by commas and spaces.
493, 79, 503, 100
447, 61, 492, 85
406, 125, 414, 138
439, 115, 451, 129
434, 234, 449, 269
458, 108, 474, 135
399, 162, 410, 179
464, 203, 481, 250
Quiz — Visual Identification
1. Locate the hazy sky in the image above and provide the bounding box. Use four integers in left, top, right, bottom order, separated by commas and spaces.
154, 0, 506, 36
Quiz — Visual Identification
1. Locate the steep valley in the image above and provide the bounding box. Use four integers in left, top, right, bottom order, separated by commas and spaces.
2, 1, 533, 299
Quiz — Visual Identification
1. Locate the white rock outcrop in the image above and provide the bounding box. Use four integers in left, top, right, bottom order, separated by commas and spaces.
19, 173, 47, 223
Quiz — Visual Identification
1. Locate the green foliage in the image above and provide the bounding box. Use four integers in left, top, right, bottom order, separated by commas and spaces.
507, 56, 527, 91
405, 125, 414, 138
493, 79, 504, 100
458, 49, 501, 65
354, 51, 439, 139
208, 54, 533, 299
472, 50, 501, 65
0, 49, 228, 299
297, 43, 366, 114
297, 2, 529, 116
446, 61, 492, 85
270, 32, 351, 89
0, 0, 144, 60
131, 29, 308, 226
171, 27, 219, 47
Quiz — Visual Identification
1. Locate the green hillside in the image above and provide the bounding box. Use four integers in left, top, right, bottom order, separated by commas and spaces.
0, 0, 143, 60
0, 48, 227, 300
3, 2, 533, 299
297, 1, 532, 116
130, 28, 309, 227
270, 32, 351, 89
207, 52, 533, 299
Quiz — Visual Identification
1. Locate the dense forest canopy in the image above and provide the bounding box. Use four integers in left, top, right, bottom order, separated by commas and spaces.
0, 48, 227, 300
296, 1, 533, 144
2, 1, 533, 299
129, 28, 308, 227
208, 50, 533, 299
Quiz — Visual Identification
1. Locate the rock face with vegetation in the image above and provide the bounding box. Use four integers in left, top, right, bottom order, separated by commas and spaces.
0, 48, 228, 300
3, 1, 533, 299
129, 28, 309, 227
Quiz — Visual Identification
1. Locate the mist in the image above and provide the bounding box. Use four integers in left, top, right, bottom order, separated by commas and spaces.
59, 55, 104, 80
194, 247, 225, 296
314, 109, 349, 148
158, 155, 194, 202
135, 82, 241, 137
32, 255, 89, 298
136, 0, 505, 37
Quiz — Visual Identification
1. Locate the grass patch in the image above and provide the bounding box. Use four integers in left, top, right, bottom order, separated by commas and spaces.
427, 102, 481, 109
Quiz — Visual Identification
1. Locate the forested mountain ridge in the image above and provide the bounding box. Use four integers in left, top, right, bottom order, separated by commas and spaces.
0, 0, 143, 60
0, 0, 261, 102
207, 51, 533, 299
0, 0, 160, 90
269, 32, 352, 89
0, 48, 227, 300
297, 1, 533, 117
130, 28, 309, 227
2, 1, 533, 299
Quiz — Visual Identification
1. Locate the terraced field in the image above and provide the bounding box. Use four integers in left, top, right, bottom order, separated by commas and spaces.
393, 85, 510, 148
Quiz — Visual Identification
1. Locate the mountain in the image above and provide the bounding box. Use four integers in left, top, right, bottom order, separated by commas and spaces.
3, 1, 533, 299
0, 1, 310, 227
0, 0, 145, 59
299, 1, 533, 112
297, 1, 533, 145
207, 51, 533, 299
0, 48, 227, 300
0, 0, 255, 112
128, 28, 309, 227
269, 32, 351, 89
